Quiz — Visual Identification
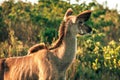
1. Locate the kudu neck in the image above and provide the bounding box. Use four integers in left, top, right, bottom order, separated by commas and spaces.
49, 21, 77, 51
53, 20, 77, 60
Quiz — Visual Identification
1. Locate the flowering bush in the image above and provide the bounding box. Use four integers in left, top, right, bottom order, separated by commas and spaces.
67, 33, 120, 80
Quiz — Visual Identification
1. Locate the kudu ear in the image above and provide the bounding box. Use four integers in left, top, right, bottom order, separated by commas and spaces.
63, 8, 73, 21
76, 10, 92, 22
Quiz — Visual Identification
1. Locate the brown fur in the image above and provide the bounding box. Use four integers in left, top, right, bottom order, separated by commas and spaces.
0, 59, 5, 80
28, 43, 47, 54
0, 8, 92, 80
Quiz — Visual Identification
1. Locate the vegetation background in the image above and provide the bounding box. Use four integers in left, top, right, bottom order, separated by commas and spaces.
0, 0, 120, 80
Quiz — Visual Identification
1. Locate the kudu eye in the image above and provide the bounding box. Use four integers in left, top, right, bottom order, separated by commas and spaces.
78, 21, 83, 25
79, 22, 83, 24
77, 20, 83, 24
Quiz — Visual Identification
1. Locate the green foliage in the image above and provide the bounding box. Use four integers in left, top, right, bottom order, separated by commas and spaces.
0, 0, 120, 80
39, 27, 58, 44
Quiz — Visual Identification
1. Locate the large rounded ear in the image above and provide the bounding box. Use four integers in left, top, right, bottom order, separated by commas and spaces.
76, 10, 92, 22
63, 8, 73, 21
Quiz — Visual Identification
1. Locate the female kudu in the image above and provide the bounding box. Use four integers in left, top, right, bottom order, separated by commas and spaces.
0, 8, 92, 80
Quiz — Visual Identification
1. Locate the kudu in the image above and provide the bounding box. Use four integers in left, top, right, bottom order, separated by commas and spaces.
0, 8, 92, 80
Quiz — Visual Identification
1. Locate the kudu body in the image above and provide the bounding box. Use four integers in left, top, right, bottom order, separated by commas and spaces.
0, 8, 92, 80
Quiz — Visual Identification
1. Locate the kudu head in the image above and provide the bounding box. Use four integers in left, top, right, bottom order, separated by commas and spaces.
63, 8, 92, 36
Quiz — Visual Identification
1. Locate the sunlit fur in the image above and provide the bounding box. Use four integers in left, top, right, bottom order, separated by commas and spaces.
28, 43, 47, 54
0, 8, 92, 80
